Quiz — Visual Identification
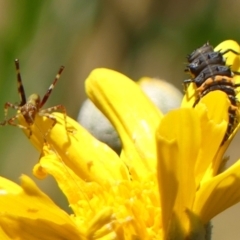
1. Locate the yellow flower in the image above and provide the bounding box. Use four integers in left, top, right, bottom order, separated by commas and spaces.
0, 40, 240, 239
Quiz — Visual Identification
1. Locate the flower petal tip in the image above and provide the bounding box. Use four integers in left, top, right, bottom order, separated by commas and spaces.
33, 163, 48, 179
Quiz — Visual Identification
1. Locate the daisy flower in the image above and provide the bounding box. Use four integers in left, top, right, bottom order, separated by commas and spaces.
0, 40, 240, 240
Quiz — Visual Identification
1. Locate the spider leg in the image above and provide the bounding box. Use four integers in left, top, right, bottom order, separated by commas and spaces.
39, 104, 68, 137
2, 102, 20, 122
1, 113, 33, 137
15, 59, 27, 106
0, 102, 34, 137
1, 60, 68, 146
40, 66, 65, 108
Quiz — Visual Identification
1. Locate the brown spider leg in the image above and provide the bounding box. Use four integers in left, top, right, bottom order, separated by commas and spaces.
39, 66, 65, 108
39, 104, 68, 136
39, 113, 57, 139
1, 102, 20, 123
1, 60, 68, 145
0, 102, 34, 137
4, 114, 32, 137
15, 59, 26, 106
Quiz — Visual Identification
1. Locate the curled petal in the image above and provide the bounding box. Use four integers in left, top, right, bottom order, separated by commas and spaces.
86, 68, 163, 177
19, 113, 130, 185
0, 216, 85, 240
194, 159, 240, 223
0, 175, 83, 239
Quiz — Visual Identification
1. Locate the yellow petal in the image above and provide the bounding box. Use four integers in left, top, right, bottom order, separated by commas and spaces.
194, 159, 240, 223
19, 113, 130, 185
0, 216, 85, 240
86, 207, 114, 239
40, 150, 115, 238
156, 108, 199, 237
35, 144, 163, 239
157, 91, 229, 236
214, 39, 240, 73
194, 91, 229, 183
34, 144, 114, 230
0, 175, 82, 239
86, 68, 163, 177
181, 83, 198, 108
33, 144, 86, 216
0, 227, 11, 240
214, 40, 240, 99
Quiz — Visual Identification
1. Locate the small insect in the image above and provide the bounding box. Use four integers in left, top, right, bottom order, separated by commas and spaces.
183, 42, 240, 144
0, 59, 67, 140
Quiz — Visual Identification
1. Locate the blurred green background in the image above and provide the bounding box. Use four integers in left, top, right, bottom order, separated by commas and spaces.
0, 1, 240, 239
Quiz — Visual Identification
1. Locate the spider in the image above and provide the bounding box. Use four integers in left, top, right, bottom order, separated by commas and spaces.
0, 59, 67, 140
